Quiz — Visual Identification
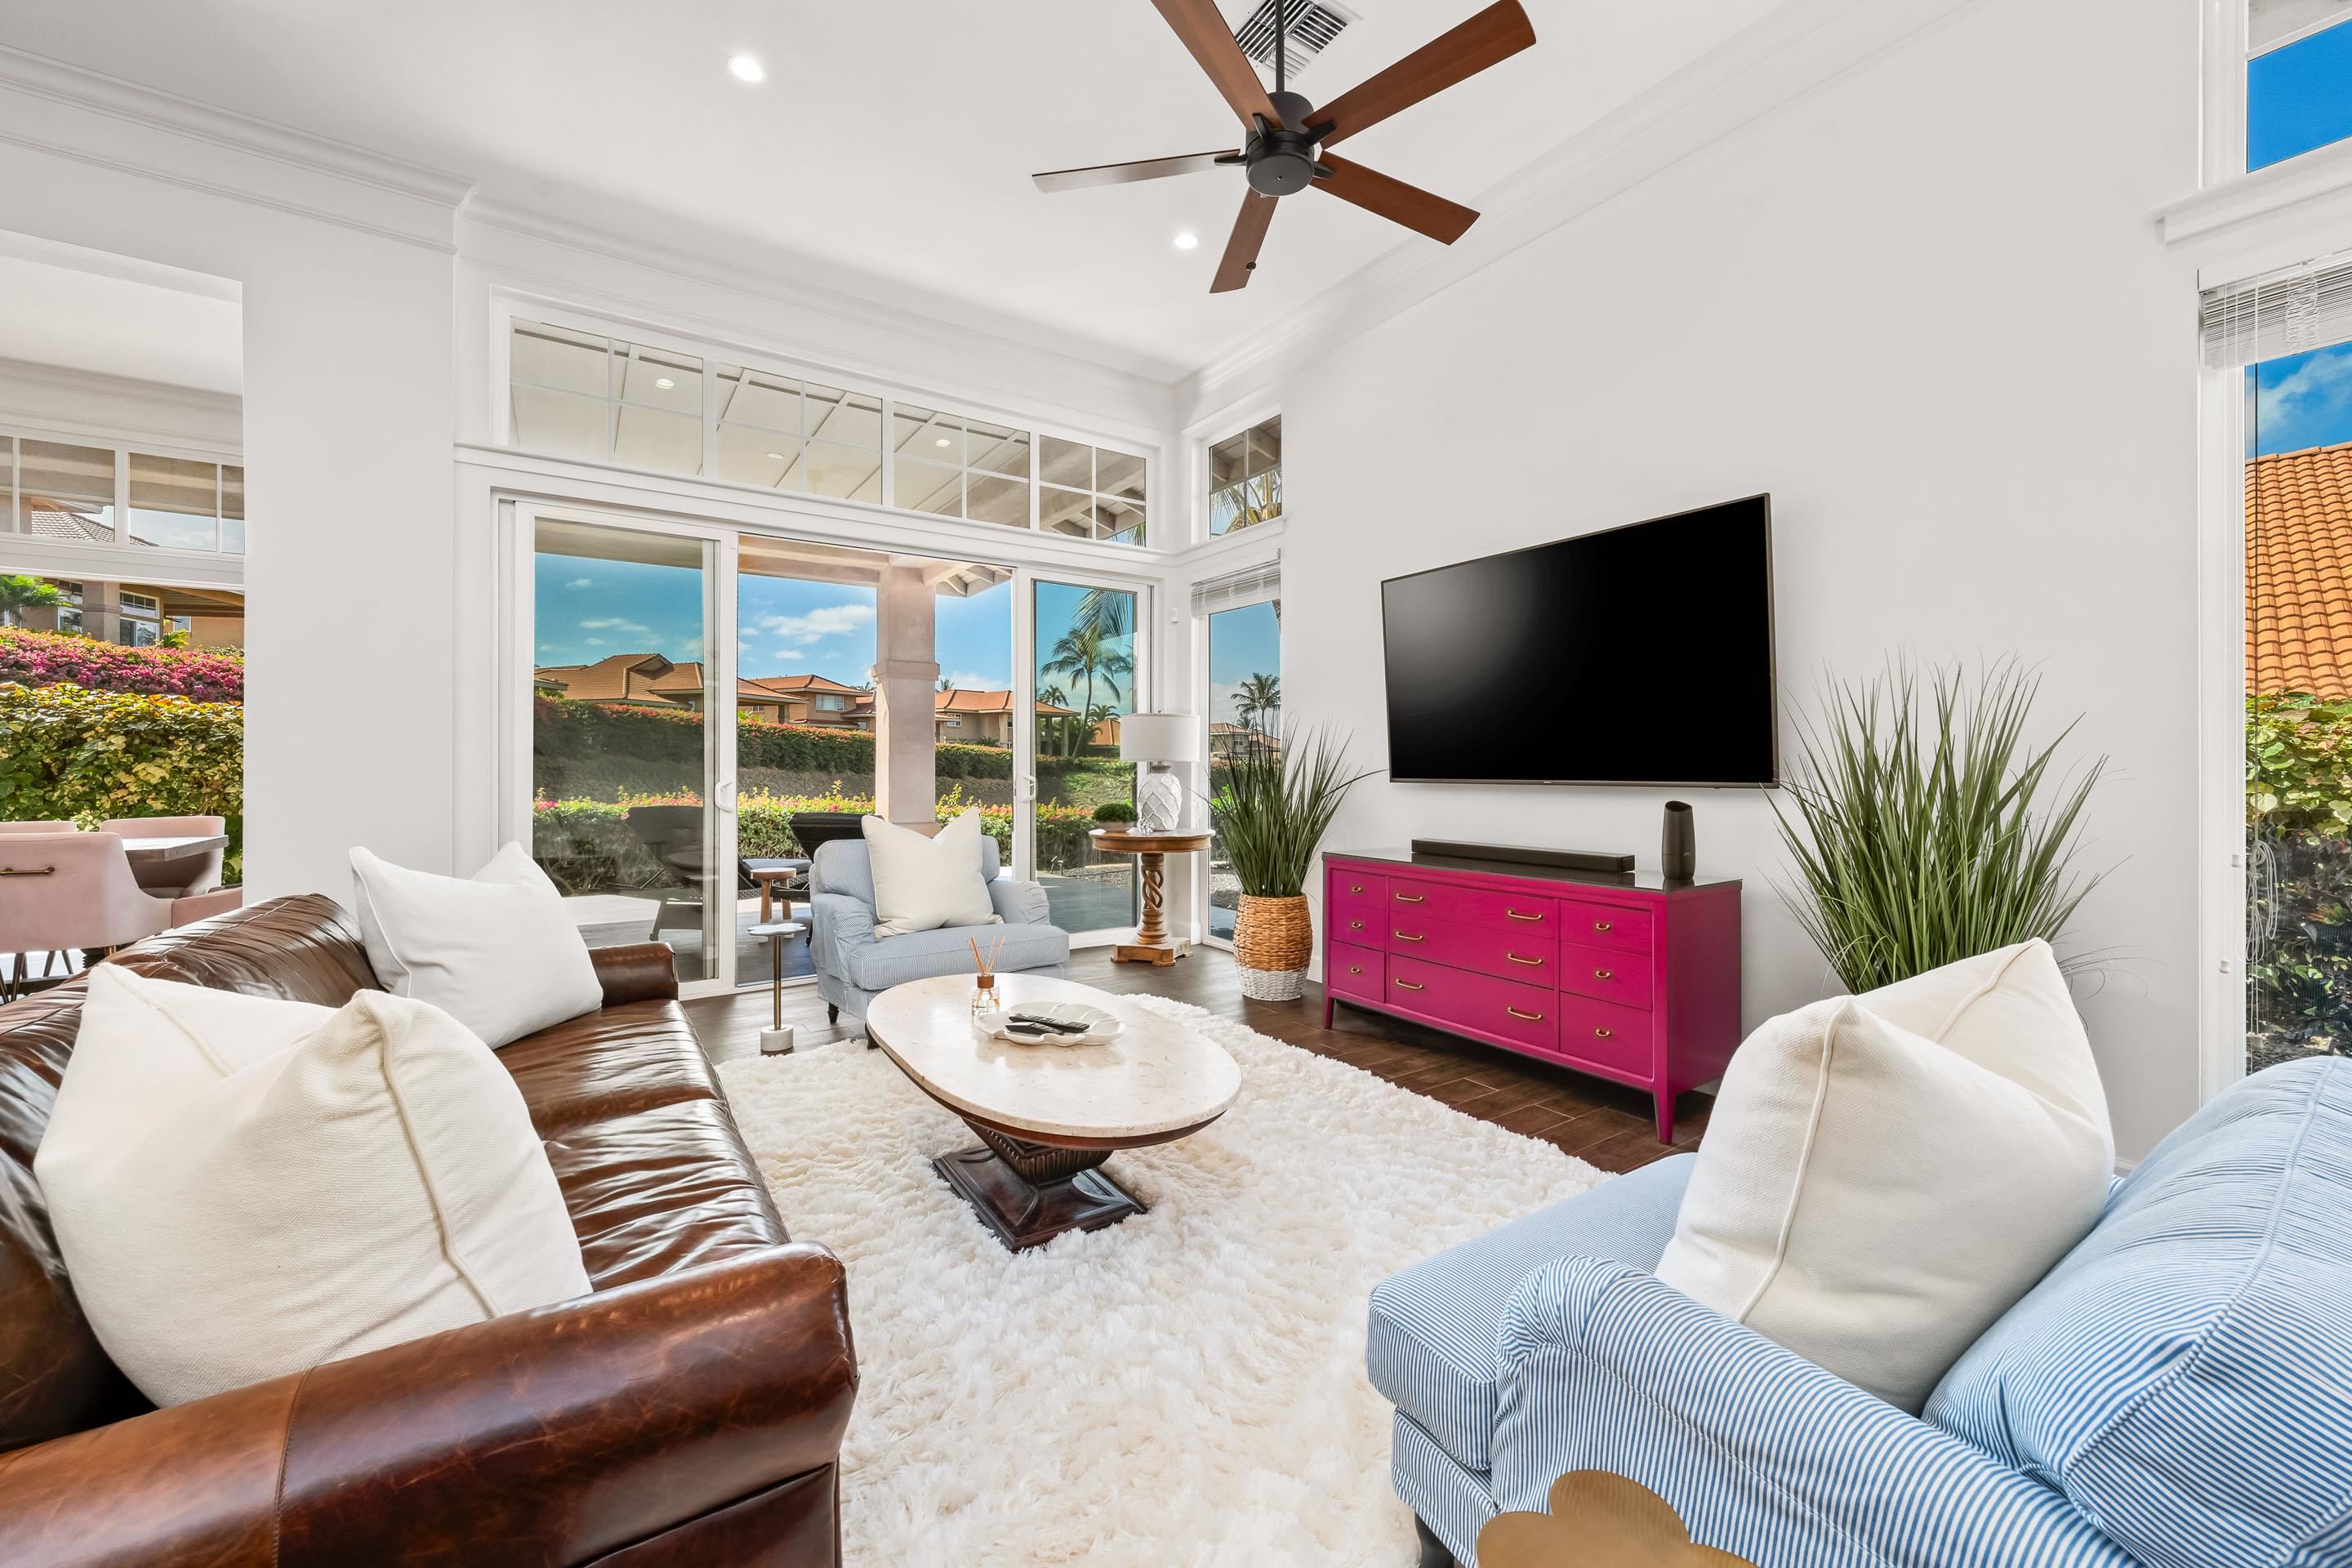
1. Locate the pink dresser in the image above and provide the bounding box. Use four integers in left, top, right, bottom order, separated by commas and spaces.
1321, 849, 1742, 1141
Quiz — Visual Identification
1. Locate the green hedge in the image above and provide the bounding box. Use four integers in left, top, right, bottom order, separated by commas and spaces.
531, 785, 1101, 896
0, 681, 243, 875
534, 696, 1018, 784
2249, 694, 2352, 1055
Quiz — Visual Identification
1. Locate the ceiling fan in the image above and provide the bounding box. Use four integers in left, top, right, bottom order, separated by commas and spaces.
1032, 0, 1537, 292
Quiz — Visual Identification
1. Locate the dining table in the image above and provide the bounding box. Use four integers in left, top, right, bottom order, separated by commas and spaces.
119, 834, 229, 868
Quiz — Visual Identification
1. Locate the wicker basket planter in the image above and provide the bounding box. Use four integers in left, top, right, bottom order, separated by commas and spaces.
1234, 893, 1314, 1000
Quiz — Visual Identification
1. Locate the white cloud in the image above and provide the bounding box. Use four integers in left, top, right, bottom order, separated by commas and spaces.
578, 617, 653, 637
944, 670, 1004, 690
565, 577, 592, 590
584, 637, 605, 647
758, 603, 875, 649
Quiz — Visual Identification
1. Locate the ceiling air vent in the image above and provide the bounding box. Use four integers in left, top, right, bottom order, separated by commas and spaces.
1233, 0, 1356, 82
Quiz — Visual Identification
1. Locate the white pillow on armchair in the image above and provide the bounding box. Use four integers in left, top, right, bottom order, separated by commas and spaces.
862, 810, 1003, 937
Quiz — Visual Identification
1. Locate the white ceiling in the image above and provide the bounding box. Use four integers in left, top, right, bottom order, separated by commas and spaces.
0, 0, 1788, 381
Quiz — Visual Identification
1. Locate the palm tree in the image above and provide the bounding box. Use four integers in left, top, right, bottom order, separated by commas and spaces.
0, 575, 65, 629
1040, 626, 1131, 757
1072, 587, 1131, 642
1235, 671, 1281, 738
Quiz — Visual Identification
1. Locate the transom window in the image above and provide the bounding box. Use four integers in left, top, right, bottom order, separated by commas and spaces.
2, 436, 243, 555
507, 316, 1151, 546
2249, 0, 2352, 170
1039, 437, 1147, 543
1209, 415, 1282, 537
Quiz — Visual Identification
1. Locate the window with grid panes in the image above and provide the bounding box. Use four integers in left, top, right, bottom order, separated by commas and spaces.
1038, 436, 1147, 544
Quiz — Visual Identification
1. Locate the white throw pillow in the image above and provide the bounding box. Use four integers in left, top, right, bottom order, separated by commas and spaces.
1653, 940, 2113, 1413
35, 967, 590, 1406
862, 809, 1002, 938
350, 842, 602, 1049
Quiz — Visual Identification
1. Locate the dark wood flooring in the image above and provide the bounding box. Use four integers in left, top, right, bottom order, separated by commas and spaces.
684, 946, 1707, 1174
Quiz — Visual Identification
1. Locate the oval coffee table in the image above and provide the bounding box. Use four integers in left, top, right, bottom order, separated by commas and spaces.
865, 973, 1242, 1252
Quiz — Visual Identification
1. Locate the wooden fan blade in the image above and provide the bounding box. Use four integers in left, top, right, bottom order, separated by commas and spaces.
1314, 154, 1478, 243
1211, 189, 1279, 293
1150, 0, 1282, 127
1316, 0, 1536, 148
1033, 150, 1236, 194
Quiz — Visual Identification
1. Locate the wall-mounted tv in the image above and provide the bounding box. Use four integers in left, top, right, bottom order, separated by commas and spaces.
1380, 496, 1777, 786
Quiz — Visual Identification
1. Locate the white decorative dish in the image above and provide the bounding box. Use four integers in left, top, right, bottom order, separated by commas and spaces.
974, 1002, 1124, 1046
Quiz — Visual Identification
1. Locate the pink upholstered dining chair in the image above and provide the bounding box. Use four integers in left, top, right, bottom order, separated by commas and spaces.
0, 833, 240, 1000
0, 821, 78, 835
98, 813, 227, 898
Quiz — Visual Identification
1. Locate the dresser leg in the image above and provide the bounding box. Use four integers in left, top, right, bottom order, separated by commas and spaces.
1323, 995, 1334, 1028
1655, 1090, 1675, 1144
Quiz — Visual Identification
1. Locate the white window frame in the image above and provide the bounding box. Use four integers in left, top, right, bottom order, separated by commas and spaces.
0, 423, 244, 562
1192, 569, 1282, 951
491, 293, 1165, 552
1204, 412, 1285, 543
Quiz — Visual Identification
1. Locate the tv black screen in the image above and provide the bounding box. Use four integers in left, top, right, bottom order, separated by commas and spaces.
1380, 496, 1777, 786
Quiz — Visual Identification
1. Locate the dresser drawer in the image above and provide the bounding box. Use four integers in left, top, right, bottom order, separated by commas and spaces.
1385, 913, 1557, 985
1388, 879, 1557, 933
1552, 993, 1654, 1079
1326, 941, 1384, 1002
1556, 939, 1654, 1010
1558, 898, 1653, 954
1328, 867, 1388, 914
1330, 905, 1383, 946
1387, 955, 1558, 1056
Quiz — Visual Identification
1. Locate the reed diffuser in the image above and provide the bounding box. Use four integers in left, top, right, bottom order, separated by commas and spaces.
969, 933, 1009, 1013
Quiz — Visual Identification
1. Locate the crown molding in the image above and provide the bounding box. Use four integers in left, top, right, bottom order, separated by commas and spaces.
459, 195, 1188, 420
1176, 0, 1991, 423
0, 354, 242, 418
0, 45, 471, 252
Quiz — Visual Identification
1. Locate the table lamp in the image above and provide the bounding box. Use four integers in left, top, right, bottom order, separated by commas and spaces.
1118, 713, 1201, 832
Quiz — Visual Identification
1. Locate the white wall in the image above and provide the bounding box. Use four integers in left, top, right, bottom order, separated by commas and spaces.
1268, 0, 2205, 1160
0, 63, 465, 901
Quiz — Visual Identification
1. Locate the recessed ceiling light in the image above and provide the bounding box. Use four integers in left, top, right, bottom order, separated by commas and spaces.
1174, 231, 1200, 250
766, 451, 787, 461
728, 53, 765, 83
934, 436, 951, 448
654, 376, 675, 390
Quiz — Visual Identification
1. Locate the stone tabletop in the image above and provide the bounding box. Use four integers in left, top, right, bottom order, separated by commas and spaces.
866, 973, 1242, 1142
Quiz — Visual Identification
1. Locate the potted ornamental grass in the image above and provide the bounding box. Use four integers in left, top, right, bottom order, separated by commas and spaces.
1774, 657, 2110, 991
1211, 725, 1375, 1000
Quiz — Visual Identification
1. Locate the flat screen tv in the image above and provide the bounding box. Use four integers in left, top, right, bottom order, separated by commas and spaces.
1380, 495, 1777, 786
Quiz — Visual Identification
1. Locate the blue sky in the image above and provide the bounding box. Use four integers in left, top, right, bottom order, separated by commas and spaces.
2250, 17, 2352, 171
536, 555, 1013, 689
1206, 599, 1280, 726
2251, 343, 2352, 457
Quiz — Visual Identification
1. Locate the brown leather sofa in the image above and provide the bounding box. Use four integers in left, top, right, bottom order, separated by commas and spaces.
0, 894, 858, 1567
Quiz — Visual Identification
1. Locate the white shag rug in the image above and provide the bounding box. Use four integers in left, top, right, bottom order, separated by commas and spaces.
717, 996, 1606, 1566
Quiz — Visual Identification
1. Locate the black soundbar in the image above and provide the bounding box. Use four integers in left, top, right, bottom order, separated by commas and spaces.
1409, 840, 1636, 874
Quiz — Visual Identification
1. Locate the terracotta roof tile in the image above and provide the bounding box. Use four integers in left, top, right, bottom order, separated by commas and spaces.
2250, 443, 2352, 702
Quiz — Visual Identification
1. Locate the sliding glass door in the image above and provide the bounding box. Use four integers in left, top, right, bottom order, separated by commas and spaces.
1204, 597, 1281, 943
528, 518, 733, 989
1022, 573, 1143, 938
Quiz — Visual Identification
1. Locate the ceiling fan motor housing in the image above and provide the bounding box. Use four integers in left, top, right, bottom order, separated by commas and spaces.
1245, 89, 1325, 196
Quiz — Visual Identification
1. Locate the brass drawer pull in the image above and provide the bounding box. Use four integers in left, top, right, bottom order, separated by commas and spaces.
1395, 978, 1426, 992
1506, 1006, 1544, 1022
1593, 1027, 1615, 1040
1348, 919, 1365, 931
1395, 892, 1427, 904
1592, 920, 1614, 933
1348, 965, 1363, 975
1348, 883, 1364, 893
1507, 953, 1544, 966
1395, 931, 1425, 942
1506, 908, 1543, 922
0, 866, 56, 877
1593, 969, 1614, 981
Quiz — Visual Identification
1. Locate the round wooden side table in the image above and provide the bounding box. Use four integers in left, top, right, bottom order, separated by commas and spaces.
1088, 827, 1212, 967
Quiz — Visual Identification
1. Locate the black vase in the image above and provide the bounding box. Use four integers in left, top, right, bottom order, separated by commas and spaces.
1661, 800, 1695, 881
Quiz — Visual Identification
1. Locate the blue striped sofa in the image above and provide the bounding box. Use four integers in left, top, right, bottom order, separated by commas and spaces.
1366, 1057, 2352, 1567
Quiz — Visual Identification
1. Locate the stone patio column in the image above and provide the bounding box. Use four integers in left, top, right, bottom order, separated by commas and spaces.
872, 563, 939, 826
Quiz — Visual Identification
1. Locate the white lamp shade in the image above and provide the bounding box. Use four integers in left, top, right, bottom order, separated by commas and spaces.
1119, 712, 1203, 764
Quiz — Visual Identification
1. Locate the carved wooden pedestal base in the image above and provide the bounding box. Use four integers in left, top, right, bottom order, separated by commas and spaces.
933, 1126, 1148, 1252
1091, 827, 1211, 967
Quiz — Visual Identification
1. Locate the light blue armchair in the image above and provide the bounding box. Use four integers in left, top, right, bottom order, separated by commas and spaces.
1369, 1058, 2352, 1568
806, 832, 1069, 1029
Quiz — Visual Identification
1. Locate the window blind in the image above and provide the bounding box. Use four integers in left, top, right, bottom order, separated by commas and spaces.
1192, 557, 1281, 616
2201, 250, 2352, 368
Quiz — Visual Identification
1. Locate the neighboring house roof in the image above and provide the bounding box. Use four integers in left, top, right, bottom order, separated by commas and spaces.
24, 499, 121, 545
2249, 442, 2352, 702
745, 673, 863, 697
535, 653, 798, 710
